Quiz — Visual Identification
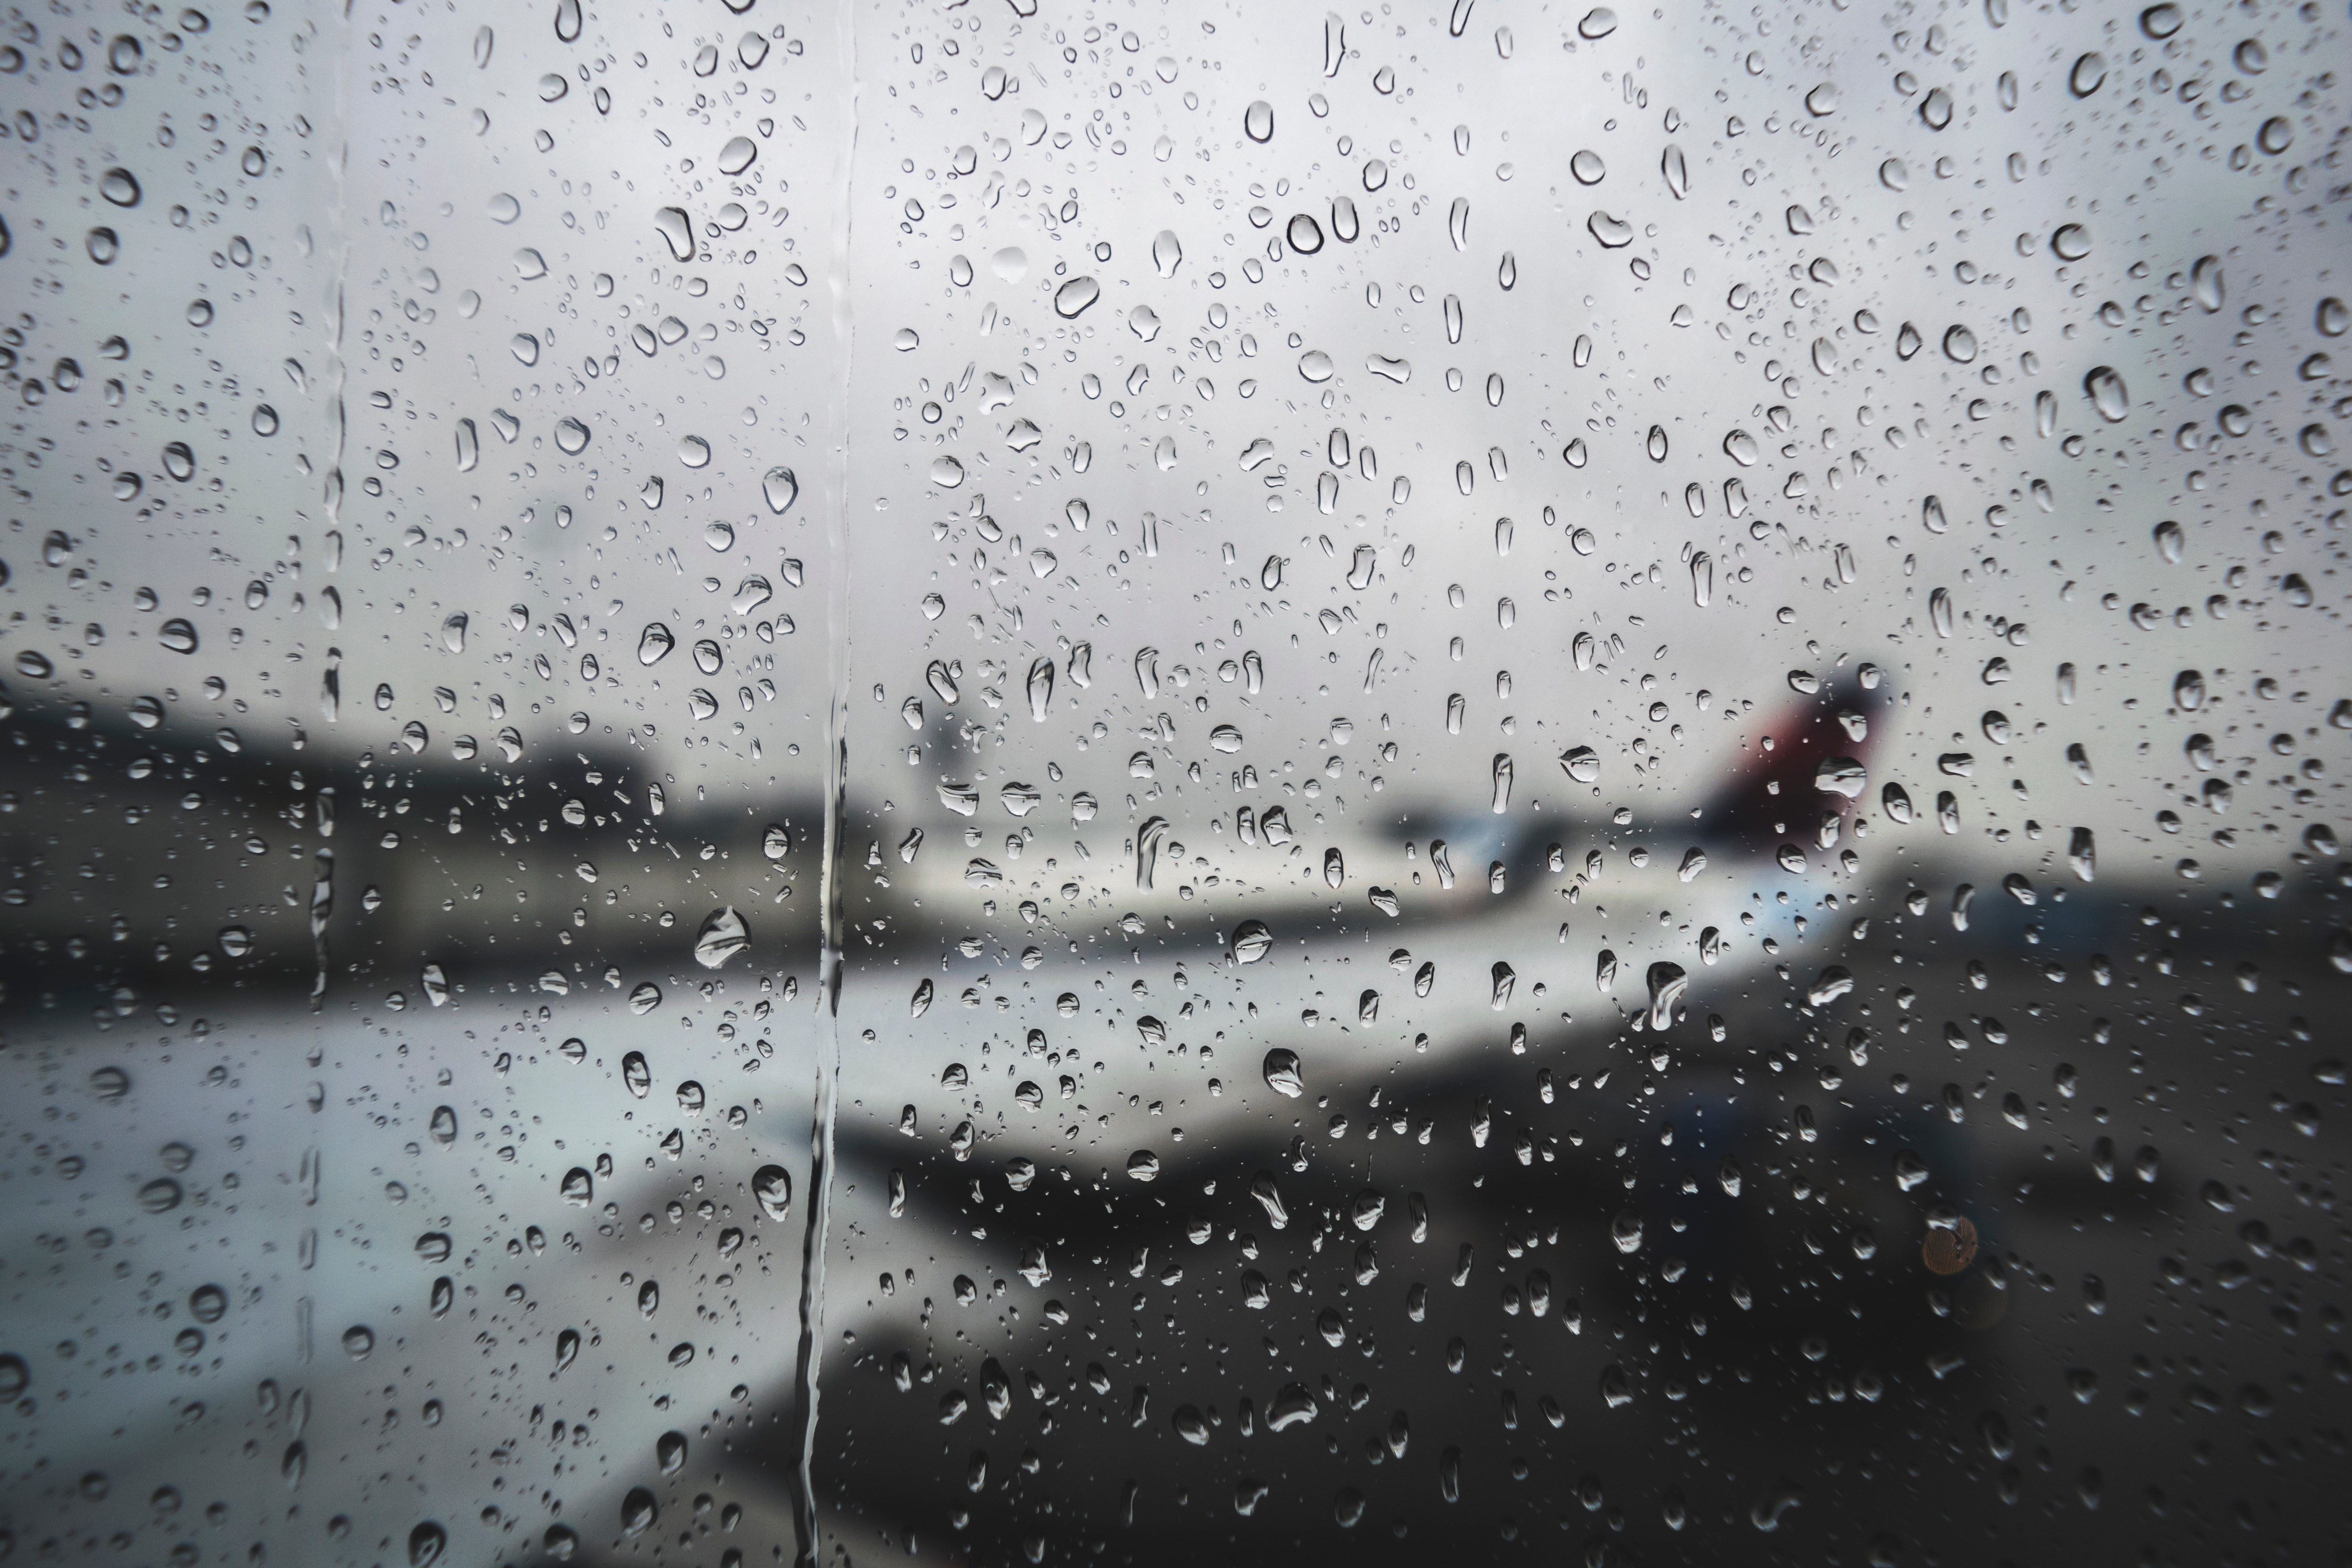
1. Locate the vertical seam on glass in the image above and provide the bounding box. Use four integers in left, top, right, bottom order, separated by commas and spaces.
792, 6, 860, 1561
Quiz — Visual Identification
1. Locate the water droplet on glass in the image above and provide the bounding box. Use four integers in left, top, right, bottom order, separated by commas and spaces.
1053, 276, 1101, 318
751, 465, 799, 516
2190, 255, 2224, 312
2084, 365, 2129, 422
1266, 1383, 1318, 1428
1645, 962, 1688, 1028
1243, 100, 1274, 142
693, 906, 750, 970
1587, 211, 1633, 248
1020, 655, 1056, 722
632, 622, 677, 668
753, 1163, 792, 1221
1136, 815, 1170, 890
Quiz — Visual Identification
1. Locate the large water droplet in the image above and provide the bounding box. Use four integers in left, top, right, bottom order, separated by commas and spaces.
752, 1163, 793, 1220
1025, 657, 1055, 721
2083, 365, 2129, 422
1053, 275, 1101, 318
1645, 962, 1688, 1029
2191, 255, 2224, 312
636, 623, 675, 666
759, 465, 798, 514
653, 206, 695, 262
693, 906, 750, 969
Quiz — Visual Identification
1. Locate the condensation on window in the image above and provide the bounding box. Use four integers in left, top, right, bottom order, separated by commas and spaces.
0, 0, 2345, 1564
